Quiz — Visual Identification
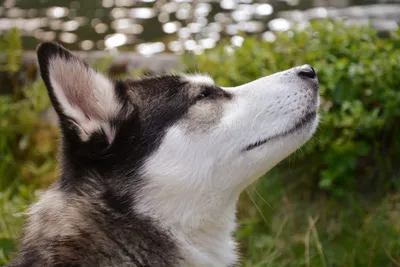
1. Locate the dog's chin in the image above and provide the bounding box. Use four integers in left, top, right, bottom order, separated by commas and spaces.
291, 113, 319, 144
234, 114, 318, 192
281, 113, 319, 145
243, 111, 318, 152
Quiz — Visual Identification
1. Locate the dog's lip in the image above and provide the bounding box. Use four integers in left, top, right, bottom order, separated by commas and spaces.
242, 111, 317, 152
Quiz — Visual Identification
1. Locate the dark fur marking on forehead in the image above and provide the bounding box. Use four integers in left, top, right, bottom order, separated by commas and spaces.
126, 75, 188, 96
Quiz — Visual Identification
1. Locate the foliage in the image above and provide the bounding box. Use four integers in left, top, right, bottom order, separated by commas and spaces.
0, 28, 22, 74
0, 29, 58, 264
184, 20, 400, 197
0, 185, 36, 265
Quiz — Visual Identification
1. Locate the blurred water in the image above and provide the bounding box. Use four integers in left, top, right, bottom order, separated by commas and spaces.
0, 0, 399, 55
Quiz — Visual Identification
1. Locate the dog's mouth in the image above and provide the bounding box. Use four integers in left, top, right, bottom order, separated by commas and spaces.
243, 111, 317, 152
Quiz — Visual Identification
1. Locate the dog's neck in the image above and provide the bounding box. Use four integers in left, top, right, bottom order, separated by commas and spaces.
135, 180, 241, 267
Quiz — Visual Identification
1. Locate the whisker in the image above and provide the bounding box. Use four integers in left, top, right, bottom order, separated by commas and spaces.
246, 189, 271, 228
312, 135, 322, 144
251, 105, 270, 130
291, 152, 297, 168
250, 184, 275, 211
298, 147, 305, 157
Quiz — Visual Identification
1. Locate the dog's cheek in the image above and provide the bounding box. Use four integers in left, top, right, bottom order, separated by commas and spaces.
184, 102, 224, 133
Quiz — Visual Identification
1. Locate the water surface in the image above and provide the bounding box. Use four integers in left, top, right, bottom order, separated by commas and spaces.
1, 0, 399, 54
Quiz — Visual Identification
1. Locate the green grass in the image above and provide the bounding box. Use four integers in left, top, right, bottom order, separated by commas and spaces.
237, 169, 400, 267
0, 185, 36, 265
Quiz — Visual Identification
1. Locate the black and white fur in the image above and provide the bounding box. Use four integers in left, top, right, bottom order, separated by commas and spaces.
7, 43, 319, 267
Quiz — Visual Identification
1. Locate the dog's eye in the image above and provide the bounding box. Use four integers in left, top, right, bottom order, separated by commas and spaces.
197, 89, 212, 100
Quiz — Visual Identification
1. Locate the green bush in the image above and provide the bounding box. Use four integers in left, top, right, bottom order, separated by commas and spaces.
0, 29, 58, 194
0, 29, 58, 264
184, 20, 400, 197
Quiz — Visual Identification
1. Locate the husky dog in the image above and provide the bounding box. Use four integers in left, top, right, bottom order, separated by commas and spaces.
7, 42, 319, 267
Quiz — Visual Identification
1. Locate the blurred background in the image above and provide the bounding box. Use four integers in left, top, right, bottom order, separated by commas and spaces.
1, 0, 400, 52
0, 0, 400, 266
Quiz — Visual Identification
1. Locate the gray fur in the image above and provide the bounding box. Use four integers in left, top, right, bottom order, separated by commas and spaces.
8, 181, 180, 267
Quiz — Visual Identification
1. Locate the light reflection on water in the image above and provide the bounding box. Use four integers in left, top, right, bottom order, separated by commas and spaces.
0, 0, 399, 55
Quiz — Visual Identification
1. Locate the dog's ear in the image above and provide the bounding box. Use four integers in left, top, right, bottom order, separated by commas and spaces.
37, 42, 131, 144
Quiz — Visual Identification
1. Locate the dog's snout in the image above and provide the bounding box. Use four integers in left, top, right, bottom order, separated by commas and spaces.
297, 64, 316, 79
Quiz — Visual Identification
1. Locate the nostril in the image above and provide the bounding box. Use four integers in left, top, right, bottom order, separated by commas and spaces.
298, 64, 316, 79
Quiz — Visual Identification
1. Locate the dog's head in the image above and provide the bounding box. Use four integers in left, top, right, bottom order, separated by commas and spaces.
37, 42, 318, 221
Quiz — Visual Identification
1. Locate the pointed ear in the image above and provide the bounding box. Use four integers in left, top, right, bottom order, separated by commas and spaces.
37, 42, 130, 143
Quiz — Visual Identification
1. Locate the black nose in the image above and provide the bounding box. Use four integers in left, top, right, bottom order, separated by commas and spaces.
297, 64, 316, 79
